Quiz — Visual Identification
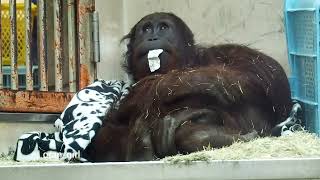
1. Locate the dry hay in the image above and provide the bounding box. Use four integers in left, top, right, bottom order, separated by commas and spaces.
1, 131, 320, 166
164, 131, 320, 164
0, 156, 66, 166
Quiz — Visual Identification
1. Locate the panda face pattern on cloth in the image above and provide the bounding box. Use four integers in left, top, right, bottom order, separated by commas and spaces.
14, 80, 131, 162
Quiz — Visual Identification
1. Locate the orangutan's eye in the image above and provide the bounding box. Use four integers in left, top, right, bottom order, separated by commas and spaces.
143, 23, 152, 33
160, 23, 169, 30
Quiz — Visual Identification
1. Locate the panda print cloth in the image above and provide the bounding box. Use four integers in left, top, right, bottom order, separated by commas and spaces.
14, 80, 130, 162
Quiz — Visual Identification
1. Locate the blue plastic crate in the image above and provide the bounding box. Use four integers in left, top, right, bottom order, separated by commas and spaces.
2, 66, 39, 90
284, 0, 320, 134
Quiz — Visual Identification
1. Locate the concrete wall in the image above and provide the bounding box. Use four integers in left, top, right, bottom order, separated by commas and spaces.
96, 0, 125, 80
0, 122, 55, 154
97, 0, 289, 80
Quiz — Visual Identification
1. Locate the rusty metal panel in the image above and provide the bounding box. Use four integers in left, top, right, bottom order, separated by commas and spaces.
0, 0, 98, 114
24, 0, 33, 91
10, 0, 18, 90
54, 0, 63, 92
79, 64, 90, 89
0, 90, 74, 113
0, 0, 3, 89
77, 0, 96, 89
68, 0, 77, 92
38, 0, 48, 91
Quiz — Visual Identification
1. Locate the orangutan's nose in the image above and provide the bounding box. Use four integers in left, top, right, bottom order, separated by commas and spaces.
148, 37, 159, 41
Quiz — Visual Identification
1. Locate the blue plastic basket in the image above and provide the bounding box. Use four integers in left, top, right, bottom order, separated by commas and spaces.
284, 0, 320, 134
2, 66, 39, 90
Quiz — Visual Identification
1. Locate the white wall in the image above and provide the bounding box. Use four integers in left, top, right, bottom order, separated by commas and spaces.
96, 0, 125, 80
0, 122, 55, 154
97, 0, 289, 80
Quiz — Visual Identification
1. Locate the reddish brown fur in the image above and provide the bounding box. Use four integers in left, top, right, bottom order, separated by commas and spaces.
85, 13, 292, 162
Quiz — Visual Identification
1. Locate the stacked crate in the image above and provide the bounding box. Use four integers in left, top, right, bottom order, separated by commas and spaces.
284, 0, 320, 134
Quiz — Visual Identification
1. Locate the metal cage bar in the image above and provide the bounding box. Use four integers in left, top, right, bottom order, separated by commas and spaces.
54, 0, 63, 92
9, 0, 18, 90
24, 0, 33, 91
68, 0, 77, 92
0, 0, 97, 113
92, 11, 100, 63
78, 0, 96, 89
38, 0, 48, 91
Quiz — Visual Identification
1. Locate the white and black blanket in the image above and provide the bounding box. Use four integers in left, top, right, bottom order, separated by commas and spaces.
14, 80, 130, 162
